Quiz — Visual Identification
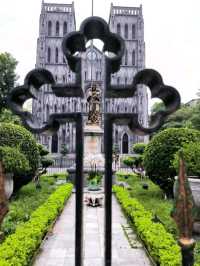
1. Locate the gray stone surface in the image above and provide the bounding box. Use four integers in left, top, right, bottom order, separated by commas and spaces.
33, 193, 151, 266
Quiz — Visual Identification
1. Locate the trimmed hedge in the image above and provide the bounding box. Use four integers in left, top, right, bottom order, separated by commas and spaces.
0, 183, 73, 266
113, 185, 181, 266
116, 171, 138, 179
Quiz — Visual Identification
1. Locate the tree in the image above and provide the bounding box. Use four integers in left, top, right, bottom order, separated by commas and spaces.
173, 142, 200, 177
60, 144, 68, 167
0, 53, 18, 112
33, 144, 53, 188
151, 101, 165, 115
189, 103, 200, 131
150, 102, 194, 133
113, 144, 120, 170
0, 109, 21, 125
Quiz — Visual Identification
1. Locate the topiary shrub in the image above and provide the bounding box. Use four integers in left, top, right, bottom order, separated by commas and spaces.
143, 128, 200, 198
0, 123, 39, 191
173, 142, 200, 177
0, 146, 30, 176
132, 143, 147, 154
123, 156, 135, 170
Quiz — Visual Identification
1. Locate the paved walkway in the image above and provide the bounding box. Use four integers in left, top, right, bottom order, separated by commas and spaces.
33, 193, 151, 266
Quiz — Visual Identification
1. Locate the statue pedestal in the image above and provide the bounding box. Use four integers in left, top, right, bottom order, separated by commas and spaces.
67, 124, 116, 186
84, 124, 104, 171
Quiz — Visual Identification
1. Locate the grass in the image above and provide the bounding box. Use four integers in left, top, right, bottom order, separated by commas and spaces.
116, 171, 200, 265
1, 174, 65, 237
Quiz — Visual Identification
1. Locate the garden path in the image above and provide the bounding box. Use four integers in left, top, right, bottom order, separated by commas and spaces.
33, 193, 151, 266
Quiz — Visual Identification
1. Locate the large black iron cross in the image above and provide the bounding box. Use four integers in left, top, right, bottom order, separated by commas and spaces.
7, 16, 180, 266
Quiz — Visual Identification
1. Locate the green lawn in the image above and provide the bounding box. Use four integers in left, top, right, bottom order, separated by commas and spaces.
1, 174, 67, 237
116, 171, 200, 265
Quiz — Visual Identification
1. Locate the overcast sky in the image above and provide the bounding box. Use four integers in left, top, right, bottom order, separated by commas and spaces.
0, 0, 200, 103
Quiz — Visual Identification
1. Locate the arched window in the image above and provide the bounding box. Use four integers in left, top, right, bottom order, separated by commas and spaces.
63, 22, 68, 35
55, 47, 59, 63
54, 105, 57, 113
51, 134, 58, 153
125, 77, 127, 85
125, 50, 128, 65
56, 21, 60, 36
74, 101, 77, 112
132, 50, 135, 65
122, 133, 129, 154
62, 129, 66, 143
132, 24, 136, 39
46, 104, 49, 120
125, 24, 128, 39
115, 130, 118, 142
62, 104, 65, 113
48, 21, 52, 36
47, 47, 51, 63
117, 77, 120, 85
117, 23, 121, 35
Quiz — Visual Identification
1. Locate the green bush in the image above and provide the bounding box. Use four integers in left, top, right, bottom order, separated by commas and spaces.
173, 142, 200, 177
113, 186, 181, 266
0, 146, 30, 175
132, 143, 146, 154
41, 172, 69, 180
0, 183, 73, 266
143, 128, 200, 197
123, 156, 135, 169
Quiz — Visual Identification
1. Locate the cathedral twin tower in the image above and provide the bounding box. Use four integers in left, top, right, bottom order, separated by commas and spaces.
33, 1, 148, 167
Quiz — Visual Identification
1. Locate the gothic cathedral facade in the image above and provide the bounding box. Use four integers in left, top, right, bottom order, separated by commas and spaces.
33, 1, 148, 167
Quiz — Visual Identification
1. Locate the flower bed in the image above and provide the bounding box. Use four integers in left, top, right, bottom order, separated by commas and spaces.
0, 183, 73, 266
113, 185, 181, 266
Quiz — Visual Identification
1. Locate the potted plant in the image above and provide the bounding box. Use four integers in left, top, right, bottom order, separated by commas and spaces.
87, 170, 102, 191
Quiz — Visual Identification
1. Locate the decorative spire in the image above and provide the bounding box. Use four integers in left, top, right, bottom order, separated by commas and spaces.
172, 155, 195, 240
172, 153, 196, 265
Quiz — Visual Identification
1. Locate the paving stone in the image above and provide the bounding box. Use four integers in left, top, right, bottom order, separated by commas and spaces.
33, 194, 151, 266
